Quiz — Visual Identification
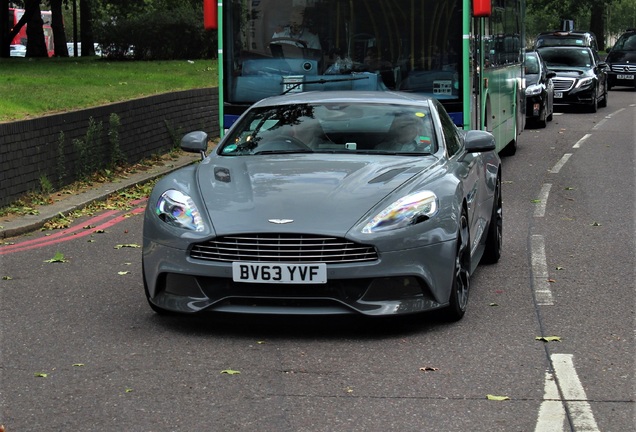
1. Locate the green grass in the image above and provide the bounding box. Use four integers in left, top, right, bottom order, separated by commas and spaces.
0, 57, 218, 122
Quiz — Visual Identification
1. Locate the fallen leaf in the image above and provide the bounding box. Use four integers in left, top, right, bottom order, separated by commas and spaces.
118, 271, 130, 275
125, 388, 134, 393
2, 276, 12, 280
531, 199, 542, 203
535, 336, 561, 342
487, 394, 510, 401
555, 266, 564, 270
419, 366, 439, 372
72, 363, 85, 367
221, 369, 241, 375
547, 279, 556, 283
489, 302, 499, 307
564, 187, 575, 190
93, 229, 106, 234
44, 251, 68, 263
590, 222, 602, 226
34, 372, 48, 378
114, 244, 141, 249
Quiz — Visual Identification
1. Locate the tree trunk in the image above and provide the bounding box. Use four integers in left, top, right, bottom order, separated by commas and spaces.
79, 0, 95, 56
589, 2, 606, 51
25, 0, 48, 57
1, 0, 9, 58
50, 0, 68, 57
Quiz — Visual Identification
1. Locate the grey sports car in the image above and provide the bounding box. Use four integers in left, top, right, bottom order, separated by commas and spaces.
142, 91, 502, 321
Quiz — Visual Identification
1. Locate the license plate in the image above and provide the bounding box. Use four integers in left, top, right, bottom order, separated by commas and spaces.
282, 75, 304, 93
232, 262, 327, 284
554, 92, 563, 98
616, 74, 634, 80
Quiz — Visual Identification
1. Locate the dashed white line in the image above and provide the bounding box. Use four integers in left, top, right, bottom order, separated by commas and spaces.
549, 154, 572, 174
531, 235, 554, 306
534, 184, 552, 218
573, 134, 591, 149
535, 372, 566, 432
592, 108, 626, 130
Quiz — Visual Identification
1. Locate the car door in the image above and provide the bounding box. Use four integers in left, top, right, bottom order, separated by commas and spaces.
593, 50, 607, 96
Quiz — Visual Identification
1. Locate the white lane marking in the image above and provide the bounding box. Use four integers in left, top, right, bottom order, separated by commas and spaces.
592, 108, 625, 130
549, 154, 572, 174
573, 134, 591, 148
552, 354, 601, 431
534, 184, 552, 218
531, 235, 554, 305
535, 372, 566, 432
535, 355, 600, 432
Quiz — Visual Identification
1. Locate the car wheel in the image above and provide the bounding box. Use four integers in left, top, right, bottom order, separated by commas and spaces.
588, 89, 598, 113
481, 175, 502, 265
443, 209, 471, 321
599, 86, 608, 108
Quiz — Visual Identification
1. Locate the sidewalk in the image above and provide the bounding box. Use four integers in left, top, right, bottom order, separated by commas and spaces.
0, 152, 200, 239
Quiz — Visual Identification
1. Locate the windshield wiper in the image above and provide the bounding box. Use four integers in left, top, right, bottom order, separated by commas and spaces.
281, 75, 370, 95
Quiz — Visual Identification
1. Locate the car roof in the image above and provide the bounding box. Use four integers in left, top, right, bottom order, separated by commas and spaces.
252, 91, 436, 108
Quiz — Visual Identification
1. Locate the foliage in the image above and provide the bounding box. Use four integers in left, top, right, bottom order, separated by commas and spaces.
94, 3, 215, 60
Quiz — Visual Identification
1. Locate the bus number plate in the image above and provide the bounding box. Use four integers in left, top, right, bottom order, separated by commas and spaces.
232, 262, 327, 284
283, 76, 305, 93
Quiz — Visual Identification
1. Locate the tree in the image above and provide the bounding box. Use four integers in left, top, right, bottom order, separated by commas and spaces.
50, 0, 68, 56
24, 0, 48, 57
79, 0, 94, 56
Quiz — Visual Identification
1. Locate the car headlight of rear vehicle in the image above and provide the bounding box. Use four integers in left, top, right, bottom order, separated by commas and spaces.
155, 190, 204, 231
525, 84, 542, 96
362, 191, 438, 233
575, 77, 594, 88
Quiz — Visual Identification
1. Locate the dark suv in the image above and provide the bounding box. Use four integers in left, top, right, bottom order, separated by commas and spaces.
535, 31, 599, 52
606, 29, 636, 90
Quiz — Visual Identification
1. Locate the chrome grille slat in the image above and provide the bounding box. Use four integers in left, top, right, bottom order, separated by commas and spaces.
552, 77, 575, 92
190, 234, 378, 263
611, 64, 636, 73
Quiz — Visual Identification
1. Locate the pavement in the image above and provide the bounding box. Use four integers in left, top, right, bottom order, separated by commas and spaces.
0, 152, 201, 239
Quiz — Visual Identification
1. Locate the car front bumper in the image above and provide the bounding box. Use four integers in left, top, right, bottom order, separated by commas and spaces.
142, 237, 458, 317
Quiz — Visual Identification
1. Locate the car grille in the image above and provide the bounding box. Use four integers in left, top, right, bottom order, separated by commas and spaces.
552, 77, 575, 92
190, 234, 379, 263
610, 64, 636, 73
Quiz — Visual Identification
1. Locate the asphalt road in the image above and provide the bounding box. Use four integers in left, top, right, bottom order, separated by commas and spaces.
0, 90, 634, 431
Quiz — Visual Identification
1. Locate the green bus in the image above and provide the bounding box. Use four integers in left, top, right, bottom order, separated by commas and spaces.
205, 0, 525, 155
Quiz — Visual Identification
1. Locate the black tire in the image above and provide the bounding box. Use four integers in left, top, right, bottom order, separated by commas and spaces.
481, 175, 502, 265
588, 88, 598, 113
443, 209, 471, 321
599, 86, 608, 108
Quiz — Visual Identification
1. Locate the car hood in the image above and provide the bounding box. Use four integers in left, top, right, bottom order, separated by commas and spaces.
552, 67, 595, 78
196, 154, 437, 235
606, 50, 636, 63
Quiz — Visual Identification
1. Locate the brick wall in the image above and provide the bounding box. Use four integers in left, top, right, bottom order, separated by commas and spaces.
0, 88, 219, 208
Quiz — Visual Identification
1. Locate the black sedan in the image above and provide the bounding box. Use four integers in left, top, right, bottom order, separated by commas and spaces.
524, 51, 555, 128
537, 46, 608, 112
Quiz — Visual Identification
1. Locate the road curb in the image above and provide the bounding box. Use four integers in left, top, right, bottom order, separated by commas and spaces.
0, 154, 199, 240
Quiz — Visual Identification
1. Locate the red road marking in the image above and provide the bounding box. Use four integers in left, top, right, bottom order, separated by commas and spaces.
0, 207, 145, 256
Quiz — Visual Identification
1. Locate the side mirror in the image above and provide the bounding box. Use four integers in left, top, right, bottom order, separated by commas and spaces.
464, 130, 496, 152
181, 131, 208, 159
546, 70, 557, 79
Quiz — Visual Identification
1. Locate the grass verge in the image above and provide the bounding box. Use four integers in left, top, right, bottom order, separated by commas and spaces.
0, 57, 218, 122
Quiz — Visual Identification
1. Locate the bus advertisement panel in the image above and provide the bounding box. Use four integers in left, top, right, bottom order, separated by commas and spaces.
210, 0, 525, 154
9, 8, 55, 57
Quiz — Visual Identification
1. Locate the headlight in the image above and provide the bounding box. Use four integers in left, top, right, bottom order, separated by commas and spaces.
525, 84, 542, 96
155, 190, 204, 231
362, 191, 438, 233
575, 77, 594, 88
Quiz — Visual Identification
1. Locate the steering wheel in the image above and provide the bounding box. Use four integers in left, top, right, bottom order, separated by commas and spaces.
270, 38, 308, 49
253, 136, 312, 154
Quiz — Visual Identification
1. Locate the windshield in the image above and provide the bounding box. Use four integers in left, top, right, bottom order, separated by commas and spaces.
537, 48, 593, 68
525, 54, 540, 74
614, 33, 636, 51
224, 0, 463, 103
220, 102, 437, 156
